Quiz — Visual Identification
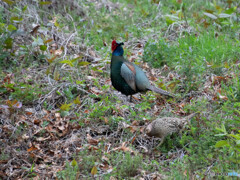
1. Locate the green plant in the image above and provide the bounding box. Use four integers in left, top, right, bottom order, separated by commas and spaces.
0, 26, 14, 70
223, 73, 240, 102
111, 152, 143, 178
57, 160, 80, 180
143, 39, 177, 67
9, 83, 43, 104
215, 124, 240, 164
0, 151, 9, 161
20, 163, 38, 178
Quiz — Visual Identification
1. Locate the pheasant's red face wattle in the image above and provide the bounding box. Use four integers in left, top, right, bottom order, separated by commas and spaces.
111, 40, 117, 52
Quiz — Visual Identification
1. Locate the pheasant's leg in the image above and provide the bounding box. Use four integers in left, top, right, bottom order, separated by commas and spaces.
129, 95, 133, 102
156, 138, 164, 149
159, 138, 164, 146
153, 138, 165, 150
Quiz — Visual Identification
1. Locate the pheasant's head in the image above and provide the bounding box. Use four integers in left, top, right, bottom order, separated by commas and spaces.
145, 123, 153, 136
111, 40, 124, 56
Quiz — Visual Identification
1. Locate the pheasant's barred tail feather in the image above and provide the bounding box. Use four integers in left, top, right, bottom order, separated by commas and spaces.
186, 112, 199, 120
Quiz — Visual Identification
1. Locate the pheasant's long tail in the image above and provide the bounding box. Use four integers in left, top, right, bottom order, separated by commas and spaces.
148, 85, 174, 97
186, 112, 199, 120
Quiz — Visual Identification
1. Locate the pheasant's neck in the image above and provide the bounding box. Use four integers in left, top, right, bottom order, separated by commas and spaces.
112, 46, 124, 56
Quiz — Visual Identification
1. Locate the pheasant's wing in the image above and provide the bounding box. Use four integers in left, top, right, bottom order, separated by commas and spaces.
120, 62, 136, 91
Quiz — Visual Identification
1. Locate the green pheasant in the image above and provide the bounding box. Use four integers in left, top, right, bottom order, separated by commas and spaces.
110, 40, 173, 98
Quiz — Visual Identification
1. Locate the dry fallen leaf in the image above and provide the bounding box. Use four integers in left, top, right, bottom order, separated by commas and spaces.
36, 136, 51, 142
112, 142, 136, 154
30, 24, 40, 35
55, 113, 61, 118
128, 126, 138, 133
212, 75, 227, 85
131, 120, 138, 126
22, 134, 29, 140
27, 145, 38, 152
184, 169, 187, 176
84, 109, 89, 114
46, 55, 57, 63
87, 134, 99, 145
3, 73, 14, 84
49, 17, 57, 24
218, 94, 228, 100
131, 136, 136, 144
34, 119, 41, 125
54, 48, 63, 56
168, 72, 174, 80
90, 87, 103, 95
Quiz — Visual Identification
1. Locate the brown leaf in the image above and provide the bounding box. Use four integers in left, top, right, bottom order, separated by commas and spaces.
109, 176, 117, 180
212, 75, 227, 85
44, 39, 53, 44
45, 125, 57, 133
179, 103, 185, 108
27, 145, 38, 152
137, 43, 143, 48
36, 136, 51, 142
89, 49, 98, 58
131, 120, 138, 126
132, 95, 140, 101
88, 145, 99, 151
129, 126, 138, 133
50, 17, 57, 24
3, 73, 14, 84
55, 112, 61, 118
29, 152, 36, 159
46, 55, 57, 63
33, 119, 41, 125
212, 95, 218, 101
84, 109, 89, 114
87, 134, 99, 145
26, 111, 33, 116
163, 65, 169, 71
149, 75, 158, 81
168, 72, 174, 80
218, 94, 228, 101
131, 136, 136, 144
142, 62, 149, 69
90, 87, 103, 95
103, 117, 109, 124
22, 133, 29, 140
102, 156, 109, 162
0, 160, 8, 164
103, 41, 107, 46
105, 79, 111, 85
54, 49, 63, 56
6, 99, 22, 109
99, 162, 109, 170
184, 169, 187, 176
140, 126, 145, 133
113, 142, 136, 154
30, 25, 40, 35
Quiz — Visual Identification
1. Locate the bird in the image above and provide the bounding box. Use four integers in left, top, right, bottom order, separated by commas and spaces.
110, 40, 174, 100
145, 113, 198, 146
